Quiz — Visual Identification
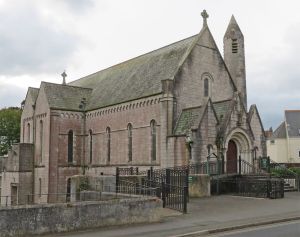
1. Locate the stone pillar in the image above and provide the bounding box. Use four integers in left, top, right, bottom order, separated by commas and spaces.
160, 79, 175, 168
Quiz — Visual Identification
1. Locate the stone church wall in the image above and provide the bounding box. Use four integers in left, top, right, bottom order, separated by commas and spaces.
173, 38, 234, 122
85, 95, 161, 174
249, 108, 266, 158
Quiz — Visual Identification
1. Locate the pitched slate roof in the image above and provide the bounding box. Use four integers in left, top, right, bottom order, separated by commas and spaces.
272, 122, 286, 139
69, 35, 198, 110
174, 106, 205, 135
285, 110, 300, 137
42, 82, 92, 111
28, 87, 39, 102
213, 99, 232, 122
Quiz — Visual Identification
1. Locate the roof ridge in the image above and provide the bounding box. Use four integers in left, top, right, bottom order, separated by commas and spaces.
42, 81, 93, 90
70, 34, 198, 84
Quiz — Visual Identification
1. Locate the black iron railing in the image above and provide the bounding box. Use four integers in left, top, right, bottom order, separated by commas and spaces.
116, 166, 188, 213
211, 177, 284, 199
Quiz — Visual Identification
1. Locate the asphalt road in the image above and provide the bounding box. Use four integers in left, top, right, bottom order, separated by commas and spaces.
208, 220, 300, 237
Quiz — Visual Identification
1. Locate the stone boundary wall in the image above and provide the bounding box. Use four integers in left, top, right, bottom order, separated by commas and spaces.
0, 197, 162, 237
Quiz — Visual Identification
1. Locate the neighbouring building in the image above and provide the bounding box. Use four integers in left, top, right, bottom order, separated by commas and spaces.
1, 10, 266, 205
267, 110, 300, 163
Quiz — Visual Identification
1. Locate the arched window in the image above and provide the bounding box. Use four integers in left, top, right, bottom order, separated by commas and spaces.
150, 120, 156, 161
127, 124, 133, 162
89, 130, 93, 164
39, 120, 43, 163
204, 78, 209, 97
106, 127, 111, 162
27, 123, 30, 143
68, 130, 73, 163
202, 73, 213, 98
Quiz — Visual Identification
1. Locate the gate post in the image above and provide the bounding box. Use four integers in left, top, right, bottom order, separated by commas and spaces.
183, 186, 188, 214
267, 156, 271, 173
116, 167, 119, 193
166, 169, 171, 196
161, 182, 166, 208
185, 168, 189, 202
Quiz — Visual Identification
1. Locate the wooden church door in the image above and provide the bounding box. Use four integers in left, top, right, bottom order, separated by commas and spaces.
226, 140, 237, 173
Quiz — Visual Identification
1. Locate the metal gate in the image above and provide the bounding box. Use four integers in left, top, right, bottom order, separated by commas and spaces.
116, 167, 189, 213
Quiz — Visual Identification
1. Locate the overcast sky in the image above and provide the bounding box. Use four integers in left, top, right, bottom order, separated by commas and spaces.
0, 0, 299, 129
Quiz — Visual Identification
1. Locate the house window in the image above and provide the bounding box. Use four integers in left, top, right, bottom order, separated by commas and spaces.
150, 120, 156, 161
232, 39, 238, 53
68, 130, 73, 163
127, 124, 133, 162
298, 150, 300, 158
204, 78, 209, 97
89, 130, 93, 164
39, 120, 43, 163
106, 127, 111, 162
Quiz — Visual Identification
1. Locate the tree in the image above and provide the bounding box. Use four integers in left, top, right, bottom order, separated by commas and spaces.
0, 107, 22, 155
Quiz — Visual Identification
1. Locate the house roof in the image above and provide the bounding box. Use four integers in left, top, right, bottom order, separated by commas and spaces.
42, 82, 93, 111
69, 35, 198, 110
272, 122, 286, 139
285, 110, 300, 137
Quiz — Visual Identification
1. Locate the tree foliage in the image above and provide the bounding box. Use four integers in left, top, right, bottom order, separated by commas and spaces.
0, 107, 22, 155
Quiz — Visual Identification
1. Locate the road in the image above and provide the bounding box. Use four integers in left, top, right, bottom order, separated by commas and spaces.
208, 220, 300, 237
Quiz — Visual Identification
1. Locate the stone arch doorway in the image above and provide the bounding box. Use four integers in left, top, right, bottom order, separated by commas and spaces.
226, 140, 237, 173
224, 128, 252, 174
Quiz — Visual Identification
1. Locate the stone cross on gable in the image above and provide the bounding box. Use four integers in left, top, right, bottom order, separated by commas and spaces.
201, 10, 209, 27
61, 71, 67, 85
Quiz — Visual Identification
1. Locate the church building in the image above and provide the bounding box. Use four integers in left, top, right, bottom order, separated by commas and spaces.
1, 10, 266, 204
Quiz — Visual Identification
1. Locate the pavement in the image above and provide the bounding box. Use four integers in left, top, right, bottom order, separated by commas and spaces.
48, 192, 300, 237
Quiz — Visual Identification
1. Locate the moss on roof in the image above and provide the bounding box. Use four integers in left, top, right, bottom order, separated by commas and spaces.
213, 100, 232, 122
69, 35, 198, 110
174, 106, 204, 135
42, 82, 92, 111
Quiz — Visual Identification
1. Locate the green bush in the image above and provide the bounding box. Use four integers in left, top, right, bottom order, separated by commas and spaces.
271, 167, 297, 177
289, 167, 300, 176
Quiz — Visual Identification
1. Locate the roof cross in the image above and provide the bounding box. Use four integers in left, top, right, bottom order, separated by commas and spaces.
61, 71, 67, 85
201, 10, 209, 27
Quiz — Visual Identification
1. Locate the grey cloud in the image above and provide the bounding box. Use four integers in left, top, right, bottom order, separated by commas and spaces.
248, 26, 300, 129
0, 4, 78, 76
63, 0, 94, 12
0, 83, 26, 109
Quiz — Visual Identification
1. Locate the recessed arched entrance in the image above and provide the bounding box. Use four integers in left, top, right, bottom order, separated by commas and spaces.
224, 128, 252, 174
226, 140, 237, 173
